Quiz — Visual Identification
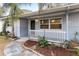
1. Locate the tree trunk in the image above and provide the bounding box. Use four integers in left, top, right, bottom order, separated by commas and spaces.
11, 6, 16, 38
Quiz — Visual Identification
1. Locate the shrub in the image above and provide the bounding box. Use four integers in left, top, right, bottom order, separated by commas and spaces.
38, 36, 49, 47
63, 39, 79, 49
0, 31, 10, 37
74, 48, 79, 55
0, 32, 3, 36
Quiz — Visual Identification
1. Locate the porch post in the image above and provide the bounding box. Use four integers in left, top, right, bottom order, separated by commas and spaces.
66, 6, 69, 40
49, 19, 50, 29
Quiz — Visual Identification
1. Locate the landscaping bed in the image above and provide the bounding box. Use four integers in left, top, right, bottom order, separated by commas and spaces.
35, 46, 77, 56
52, 47, 76, 56
24, 40, 38, 47
24, 40, 77, 56
35, 46, 52, 56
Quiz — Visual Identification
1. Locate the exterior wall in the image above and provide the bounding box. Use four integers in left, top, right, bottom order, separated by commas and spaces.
0, 19, 4, 32
0, 18, 20, 37
6, 19, 20, 37
14, 20, 20, 37
6, 26, 12, 33
0, 19, 12, 34
68, 12, 79, 40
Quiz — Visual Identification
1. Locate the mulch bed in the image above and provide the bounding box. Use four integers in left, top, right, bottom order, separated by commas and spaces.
35, 47, 77, 56
35, 46, 52, 56
52, 47, 77, 56
24, 40, 77, 56
24, 40, 38, 47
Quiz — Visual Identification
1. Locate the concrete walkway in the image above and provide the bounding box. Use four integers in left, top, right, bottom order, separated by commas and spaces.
0, 39, 12, 56
0, 38, 42, 56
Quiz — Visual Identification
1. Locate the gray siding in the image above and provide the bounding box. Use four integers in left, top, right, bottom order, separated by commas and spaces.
23, 12, 79, 41
68, 12, 79, 40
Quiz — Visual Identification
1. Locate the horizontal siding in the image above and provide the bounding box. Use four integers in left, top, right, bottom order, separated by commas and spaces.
68, 12, 79, 40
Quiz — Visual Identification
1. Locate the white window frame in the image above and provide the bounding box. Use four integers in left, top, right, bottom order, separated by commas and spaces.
50, 18, 63, 29
39, 17, 63, 30
39, 19, 49, 29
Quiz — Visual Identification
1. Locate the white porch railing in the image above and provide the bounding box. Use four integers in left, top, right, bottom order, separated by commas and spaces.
29, 29, 66, 43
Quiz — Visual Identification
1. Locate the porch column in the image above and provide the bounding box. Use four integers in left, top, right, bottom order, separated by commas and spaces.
66, 6, 70, 40
49, 19, 50, 29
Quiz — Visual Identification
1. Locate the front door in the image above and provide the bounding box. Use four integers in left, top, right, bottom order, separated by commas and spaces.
20, 18, 28, 37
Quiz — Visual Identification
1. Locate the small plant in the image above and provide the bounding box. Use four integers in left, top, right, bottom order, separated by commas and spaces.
74, 48, 79, 56
38, 36, 49, 47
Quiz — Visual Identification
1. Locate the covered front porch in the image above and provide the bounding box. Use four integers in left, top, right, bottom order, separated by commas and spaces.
20, 4, 73, 42
27, 16, 67, 43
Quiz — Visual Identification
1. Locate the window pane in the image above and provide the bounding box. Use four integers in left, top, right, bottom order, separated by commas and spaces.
50, 19, 61, 29
40, 20, 49, 29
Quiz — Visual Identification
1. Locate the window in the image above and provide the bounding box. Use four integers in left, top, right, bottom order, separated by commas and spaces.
30, 20, 35, 30
50, 19, 62, 29
40, 20, 49, 29
40, 18, 62, 29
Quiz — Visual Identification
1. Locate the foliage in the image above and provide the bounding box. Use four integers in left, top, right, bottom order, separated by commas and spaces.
3, 3, 31, 38
0, 32, 2, 36
64, 40, 79, 49
74, 48, 79, 56
0, 31, 10, 36
38, 36, 49, 47
0, 7, 4, 15
3, 3, 23, 38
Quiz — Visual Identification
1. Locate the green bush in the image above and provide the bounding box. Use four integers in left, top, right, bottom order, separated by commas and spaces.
0, 31, 9, 36
74, 48, 79, 55
0, 32, 3, 36
38, 36, 49, 47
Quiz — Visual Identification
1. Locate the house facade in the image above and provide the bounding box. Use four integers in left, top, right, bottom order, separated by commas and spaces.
19, 4, 79, 42
0, 4, 79, 42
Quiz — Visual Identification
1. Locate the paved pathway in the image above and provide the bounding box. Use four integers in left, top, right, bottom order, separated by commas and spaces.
3, 39, 42, 56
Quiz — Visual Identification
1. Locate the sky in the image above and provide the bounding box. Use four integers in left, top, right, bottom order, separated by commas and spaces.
19, 3, 38, 11
0, 3, 38, 12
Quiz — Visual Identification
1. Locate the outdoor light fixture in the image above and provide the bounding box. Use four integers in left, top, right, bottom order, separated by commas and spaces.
35, 19, 39, 22
41, 20, 43, 24
51, 20, 55, 22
